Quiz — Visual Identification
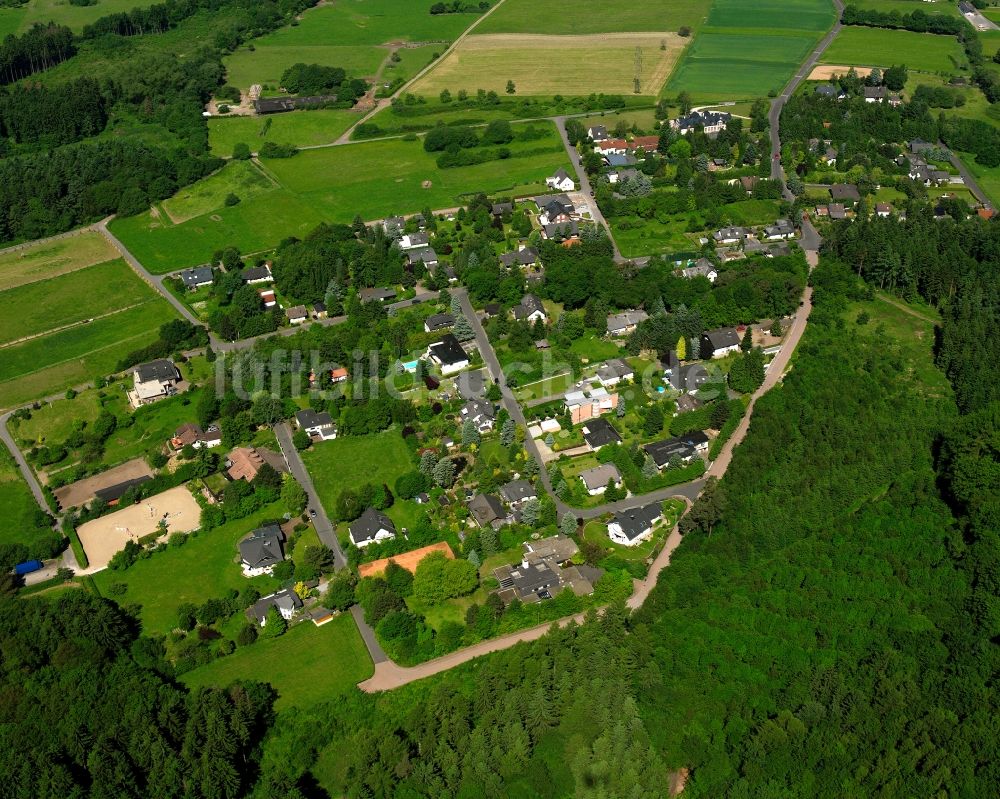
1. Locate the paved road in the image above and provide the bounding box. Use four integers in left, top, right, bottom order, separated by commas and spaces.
769, 0, 845, 199
946, 151, 994, 209
961, 4, 999, 32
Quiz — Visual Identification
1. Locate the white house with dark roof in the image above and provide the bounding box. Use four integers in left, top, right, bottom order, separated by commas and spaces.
461, 398, 496, 432
581, 418, 622, 451
579, 463, 623, 496
129, 359, 180, 408
286, 305, 308, 324
512, 294, 546, 323
180, 266, 214, 290
399, 232, 430, 250
349, 507, 396, 548
241, 264, 273, 284
499, 247, 539, 269
546, 168, 575, 192
359, 286, 397, 303
587, 124, 609, 142
239, 524, 285, 577
406, 247, 438, 268
295, 408, 337, 440
500, 479, 536, 507
607, 503, 662, 547
596, 358, 634, 388
679, 258, 718, 282
424, 313, 454, 333
700, 327, 741, 359
670, 110, 731, 135
712, 226, 750, 245
606, 309, 648, 337
249, 589, 302, 626
427, 333, 470, 374
764, 219, 795, 240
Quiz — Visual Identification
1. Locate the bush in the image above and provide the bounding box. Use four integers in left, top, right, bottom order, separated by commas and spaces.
232, 142, 251, 160
236, 623, 258, 647
224, 193, 240, 207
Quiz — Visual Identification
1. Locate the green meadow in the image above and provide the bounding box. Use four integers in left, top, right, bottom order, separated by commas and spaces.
476, 0, 713, 35
0, 0, 160, 34
0, 446, 56, 555
161, 161, 275, 223
208, 110, 360, 156
706, 0, 835, 31
821, 27, 967, 73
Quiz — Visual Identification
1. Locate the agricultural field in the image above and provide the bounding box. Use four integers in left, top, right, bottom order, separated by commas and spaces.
208, 110, 360, 156
161, 161, 276, 224
821, 27, 967, 73
0, 0, 160, 34
665, 0, 835, 100
111, 124, 569, 270
411, 33, 685, 96
0, 233, 179, 409
476, 0, 713, 35
222, 0, 476, 91
180, 616, 374, 710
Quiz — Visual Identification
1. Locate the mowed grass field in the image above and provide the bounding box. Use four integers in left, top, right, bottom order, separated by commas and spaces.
0, 0, 160, 34
161, 161, 275, 224
208, 110, 360, 156
0, 231, 179, 408
476, 0, 713, 35
181, 616, 374, 710
111, 123, 569, 270
223, 0, 476, 90
411, 33, 685, 96
821, 27, 967, 73
665, 0, 834, 100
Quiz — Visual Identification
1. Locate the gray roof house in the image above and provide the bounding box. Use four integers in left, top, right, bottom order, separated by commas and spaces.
399, 232, 429, 250
644, 437, 698, 469
239, 524, 285, 576
295, 408, 337, 440
606, 309, 648, 336
679, 257, 718, 281
543, 220, 580, 240
180, 266, 214, 290
579, 463, 623, 495
248, 589, 302, 626
424, 313, 455, 332
499, 247, 539, 268
406, 247, 439, 267
607, 502, 662, 546
581, 417, 622, 450
349, 508, 396, 548
829, 183, 860, 202
712, 226, 750, 244
512, 293, 546, 323
469, 493, 508, 528
500, 479, 536, 507
359, 286, 397, 303
701, 327, 742, 359
596, 358, 634, 387
461, 397, 496, 432
587, 124, 609, 141
129, 359, 180, 408
764, 219, 795, 240
241, 265, 273, 284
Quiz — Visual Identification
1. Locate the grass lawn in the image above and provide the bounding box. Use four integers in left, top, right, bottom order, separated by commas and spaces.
180, 615, 374, 710
0, 299, 179, 410
570, 333, 623, 363
161, 161, 275, 224
611, 215, 696, 257
302, 429, 414, 517
954, 151, 1000, 205
821, 27, 966, 73
515, 370, 576, 402
91, 503, 287, 635
477, 0, 713, 35
208, 110, 359, 156
580, 108, 659, 134
13, 391, 102, 444
0, 0, 160, 33
407, 586, 487, 631
0, 446, 55, 554
0, 230, 118, 292
707, 0, 835, 31
380, 44, 443, 86
0, 259, 155, 346
411, 33, 685, 97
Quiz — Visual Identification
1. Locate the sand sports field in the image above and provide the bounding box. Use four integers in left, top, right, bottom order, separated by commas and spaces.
77, 485, 201, 569
807, 64, 873, 80
411, 33, 685, 96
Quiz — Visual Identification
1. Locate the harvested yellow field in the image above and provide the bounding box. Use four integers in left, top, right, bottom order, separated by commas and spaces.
411, 33, 685, 96
807, 64, 873, 80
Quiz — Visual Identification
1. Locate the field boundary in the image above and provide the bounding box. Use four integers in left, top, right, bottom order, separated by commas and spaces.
0, 299, 154, 350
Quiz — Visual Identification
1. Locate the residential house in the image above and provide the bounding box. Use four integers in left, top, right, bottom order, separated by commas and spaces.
226, 447, 287, 482
669, 362, 714, 394
701, 326, 741, 359
500, 479, 536, 507
581, 417, 622, 451
670, 110, 731, 135
644, 437, 698, 469
587, 125, 609, 142
493, 535, 596, 604
579, 463, 623, 496
604, 152, 637, 168
239, 524, 285, 577
607, 502, 663, 547
128, 359, 180, 408
674, 393, 703, 413
828, 203, 848, 220
359, 286, 397, 303
426, 333, 470, 374
630, 135, 659, 153
546, 168, 575, 192
241, 265, 273, 284
170, 423, 221, 450
679, 257, 718, 282
469, 493, 509, 529
829, 183, 860, 203
491, 202, 513, 217
399, 232, 430, 250
406, 247, 439, 268
248, 589, 302, 626
564, 386, 618, 423
330, 367, 349, 383
542, 221, 580, 241
606, 309, 648, 337
538, 199, 573, 226
382, 216, 405, 234
815, 83, 845, 100
499, 247, 539, 269
349, 507, 396, 548
180, 266, 214, 290
863, 86, 887, 103
909, 139, 934, 154
286, 305, 308, 324
259, 289, 277, 308
764, 219, 795, 240
876, 202, 893, 217
739, 175, 760, 194
596, 358, 634, 388
312, 302, 327, 319
767, 242, 792, 258
594, 138, 629, 156
608, 167, 640, 185
461, 398, 496, 432
295, 408, 337, 440
512, 293, 546, 323
424, 313, 455, 332
712, 226, 750, 245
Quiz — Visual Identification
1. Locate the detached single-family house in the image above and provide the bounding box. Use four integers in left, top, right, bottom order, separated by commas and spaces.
670, 362, 714, 394
349, 507, 396, 548
312, 302, 327, 319
491, 202, 513, 217
241, 265, 273, 284
382, 216, 405, 234
406, 247, 439, 268
359, 286, 398, 303
129, 359, 180, 408
604, 152, 637, 168
815, 84, 846, 100
876, 203, 893, 217
587, 125, 609, 142
581, 417, 622, 451
499, 247, 539, 268
286, 305, 308, 325
427, 333, 470, 374
227, 447, 287, 482
500, 479, 536, 507
248, 589, 302, 626
596, 358, 634, 388
712, 226, 750, 245
493, 535, 595, 604
630, 135, 659, 153
469, 493, 509, 529
863, 86, 887, 103
538, 199, 573, 226
259, 289, 277, 308
701, 327, 742, 359
764, 219, 795, 240
512, 293, 546, 323
180, 266, 214, 290
239, 524, 285, 577
579, 463, 623, 496
461, 398, 496, 432
829, 183, 860, 203
542, 221, 580, 241
828, 203, 848, 220
546, 168, 575, 192
295, 408, 337, 440
679, 258, 718, 282
399, 232, 429, 250
170, 423, 221, 450
670, 110, 731, 135
607, 502, 663, 547
424, 313, 455, 332
606, 309, 648, 337
594, 138, 629, 156
644, 437, 698, 469
608, 167, 640, 185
